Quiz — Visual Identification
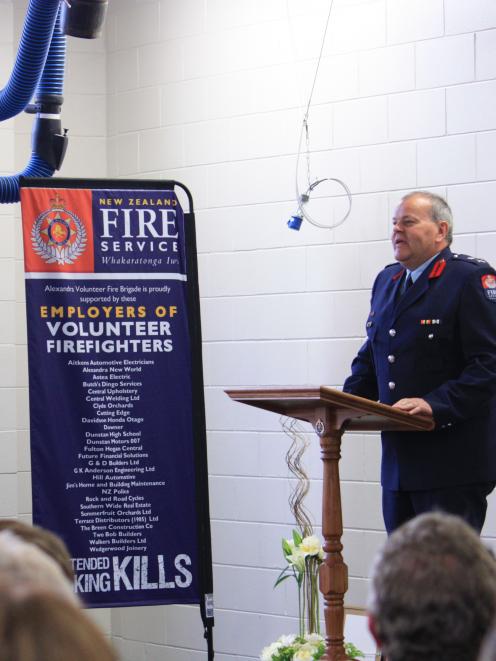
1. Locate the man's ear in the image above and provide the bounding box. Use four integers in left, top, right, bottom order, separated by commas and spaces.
437, 220, 449, 242
368, 613, 381, 647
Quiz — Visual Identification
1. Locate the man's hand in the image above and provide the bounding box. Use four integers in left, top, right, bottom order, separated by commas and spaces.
392, 397, 433, 417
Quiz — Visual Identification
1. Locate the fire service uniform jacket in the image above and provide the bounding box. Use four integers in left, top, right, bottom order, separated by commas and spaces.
343, 246, 496, 491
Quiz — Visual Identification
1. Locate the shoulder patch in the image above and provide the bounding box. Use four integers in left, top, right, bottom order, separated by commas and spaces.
451, 253, 489, 266
481, 274, 496, 301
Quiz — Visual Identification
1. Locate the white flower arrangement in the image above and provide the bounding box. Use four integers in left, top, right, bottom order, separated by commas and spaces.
260, 633, 364, 661
260, 530, 365, 660
260, 633, 325, 661
275, 530, 324, 637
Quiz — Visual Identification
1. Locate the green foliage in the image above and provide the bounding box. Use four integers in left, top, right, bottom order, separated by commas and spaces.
292, 529, 303, 546
345, 641, 365, 659
272, 646, 294, 661
273, 566, 292, 588
282, 538, 293, 557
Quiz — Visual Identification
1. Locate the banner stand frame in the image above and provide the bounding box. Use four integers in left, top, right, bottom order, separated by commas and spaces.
174, 180, 215, 659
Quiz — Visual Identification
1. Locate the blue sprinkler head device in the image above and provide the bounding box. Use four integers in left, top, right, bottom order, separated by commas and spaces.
287, 192, 309, 230
287, 215, 303, 230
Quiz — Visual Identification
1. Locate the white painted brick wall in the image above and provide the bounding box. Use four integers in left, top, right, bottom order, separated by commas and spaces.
416, 34, 475, 89
446, 0, 496, 35
389, 89, 446, 141
476, 29, 496, 80
359, 44, 415, 96
448, 80, 496, 134
333, 96, 388, 148
386, 0, 444, 44
2, 0, 496, 659
102, 1, 496, 655
417, 134, 477, 187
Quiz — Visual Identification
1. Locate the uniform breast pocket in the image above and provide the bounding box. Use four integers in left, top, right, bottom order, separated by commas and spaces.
415, 329, 454, 372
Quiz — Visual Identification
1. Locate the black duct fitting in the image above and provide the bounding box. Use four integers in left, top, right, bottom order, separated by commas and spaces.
31, 116, 69, 171
25, 94, 64, 116
61, 0, 109, 39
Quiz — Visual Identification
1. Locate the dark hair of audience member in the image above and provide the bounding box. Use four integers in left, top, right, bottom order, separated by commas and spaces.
0, 593, 117, 661
368, 512, 496, 661
0, 519, 73, 581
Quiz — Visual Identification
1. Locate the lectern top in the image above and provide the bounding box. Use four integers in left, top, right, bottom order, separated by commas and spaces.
226, 386, 434, 433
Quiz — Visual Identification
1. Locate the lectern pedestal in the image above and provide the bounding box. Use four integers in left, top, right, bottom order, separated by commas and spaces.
226, 386, 433, 661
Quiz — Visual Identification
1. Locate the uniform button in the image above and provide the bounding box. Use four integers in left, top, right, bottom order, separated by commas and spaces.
389, 329, 396, 337
388, 355, 395, 363
428, 333, 434, 339
388, 381, 396, 390
366, 321, 372, 328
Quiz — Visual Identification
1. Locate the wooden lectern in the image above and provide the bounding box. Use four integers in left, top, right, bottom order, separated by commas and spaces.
226, 386, 434, 661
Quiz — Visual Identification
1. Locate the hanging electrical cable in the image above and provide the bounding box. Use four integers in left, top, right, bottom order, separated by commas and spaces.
287, 0, 352, 231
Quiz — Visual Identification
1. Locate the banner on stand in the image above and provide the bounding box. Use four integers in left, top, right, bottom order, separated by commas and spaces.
20, 178, 213, 614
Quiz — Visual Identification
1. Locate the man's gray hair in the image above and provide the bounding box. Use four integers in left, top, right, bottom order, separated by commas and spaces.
402, 191, 454, 244
368, 512, 496, 661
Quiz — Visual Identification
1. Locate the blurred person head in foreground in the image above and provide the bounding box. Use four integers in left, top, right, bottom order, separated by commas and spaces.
368, 512, 496, 661
0, 530, 76, 605
0, 519, 73, 581
0, 592, 117, 661
0, 531, 118, 661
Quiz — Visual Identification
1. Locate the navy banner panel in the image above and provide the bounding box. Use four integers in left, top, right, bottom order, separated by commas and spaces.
20, 179, 213, 613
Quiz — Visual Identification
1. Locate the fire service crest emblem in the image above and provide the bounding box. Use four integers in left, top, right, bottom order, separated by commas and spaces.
31, 193, 87, 265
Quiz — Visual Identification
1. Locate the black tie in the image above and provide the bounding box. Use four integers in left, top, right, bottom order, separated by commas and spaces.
403, 273, 413, 294
395, 273, 413, 302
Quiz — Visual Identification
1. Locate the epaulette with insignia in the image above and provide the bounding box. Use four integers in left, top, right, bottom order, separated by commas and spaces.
451, 253, 489, 266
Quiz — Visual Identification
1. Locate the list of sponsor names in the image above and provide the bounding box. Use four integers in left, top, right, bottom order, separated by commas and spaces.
66, 357, 163, 556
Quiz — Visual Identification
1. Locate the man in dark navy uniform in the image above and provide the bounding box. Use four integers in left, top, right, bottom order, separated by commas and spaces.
343, 191, 496, 533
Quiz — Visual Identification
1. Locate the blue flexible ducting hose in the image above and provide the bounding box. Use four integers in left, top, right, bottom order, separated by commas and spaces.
0, 155, 54, 204
0, 2, 66, 204
0, 0, 61, 121
36, 4, 66, 100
